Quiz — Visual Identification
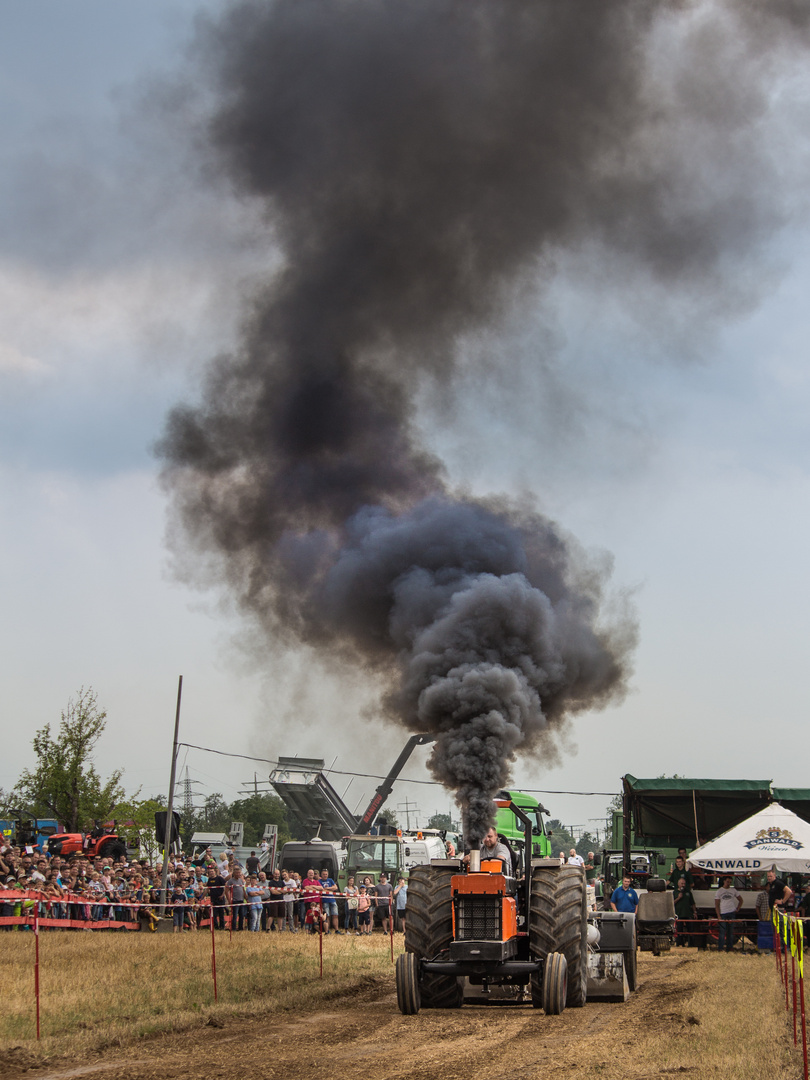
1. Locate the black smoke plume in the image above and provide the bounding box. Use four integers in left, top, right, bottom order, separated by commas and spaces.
158, 0, 807, 842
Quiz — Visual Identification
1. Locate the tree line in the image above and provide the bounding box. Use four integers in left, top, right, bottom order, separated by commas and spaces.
0, 688, 293, 851
2, 688, 612, 856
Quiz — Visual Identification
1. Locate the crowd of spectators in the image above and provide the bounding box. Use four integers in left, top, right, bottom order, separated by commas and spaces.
0, 840, 405, 934
599, 846, 810, 952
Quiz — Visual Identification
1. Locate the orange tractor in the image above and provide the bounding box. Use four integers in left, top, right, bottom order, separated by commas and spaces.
396, 798, 589, 1014
45, 822, 128, 863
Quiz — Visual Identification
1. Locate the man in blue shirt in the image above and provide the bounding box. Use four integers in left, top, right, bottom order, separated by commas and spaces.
319, 868, 343, 934
611, 875, 639, 913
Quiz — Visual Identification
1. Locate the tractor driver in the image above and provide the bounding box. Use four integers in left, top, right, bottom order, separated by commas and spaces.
479, 827, 514, 876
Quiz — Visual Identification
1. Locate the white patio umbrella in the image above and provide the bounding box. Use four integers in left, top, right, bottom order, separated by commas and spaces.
688, 803, 810, 875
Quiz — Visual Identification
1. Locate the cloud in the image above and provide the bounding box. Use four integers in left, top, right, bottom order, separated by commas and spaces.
0, 341, 50, 379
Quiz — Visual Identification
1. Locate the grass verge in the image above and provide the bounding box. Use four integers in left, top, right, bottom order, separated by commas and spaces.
0, 929, 395, 1059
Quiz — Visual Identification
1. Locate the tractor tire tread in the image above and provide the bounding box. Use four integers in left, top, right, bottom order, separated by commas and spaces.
529, 865, 588, 1008
404, 865, 463, 1009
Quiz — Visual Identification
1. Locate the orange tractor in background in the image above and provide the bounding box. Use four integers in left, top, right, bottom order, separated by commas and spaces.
45, 822, 128, 863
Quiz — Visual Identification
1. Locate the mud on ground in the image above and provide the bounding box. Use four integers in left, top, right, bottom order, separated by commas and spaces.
3, 953, 746, 1080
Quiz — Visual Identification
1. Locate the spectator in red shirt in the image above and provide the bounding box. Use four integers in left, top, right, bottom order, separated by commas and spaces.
300, 870, 324, 934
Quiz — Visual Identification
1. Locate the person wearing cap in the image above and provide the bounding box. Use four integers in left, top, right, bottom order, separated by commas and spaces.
714, 875, 742, 952
373, 873, 393, 934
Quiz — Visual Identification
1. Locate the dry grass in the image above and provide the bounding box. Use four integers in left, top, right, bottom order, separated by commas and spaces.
0, 929, 394, 1057
0, 934, 804, 1079
597, 952, 804, 1080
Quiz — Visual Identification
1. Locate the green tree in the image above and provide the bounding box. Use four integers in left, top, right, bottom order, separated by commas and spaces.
13, 688, 127, 831
227, 793, 290, 848
113, 796, 167, 862
199, 792, 231, 833
176, 792, 232, 849
575, 830, 600, 860
546, 819, 577, 857
376, 807, 399, 829
427, 812, 452, 831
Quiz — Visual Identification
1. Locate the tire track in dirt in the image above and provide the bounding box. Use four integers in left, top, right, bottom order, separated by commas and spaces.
15, 955, 695, 1080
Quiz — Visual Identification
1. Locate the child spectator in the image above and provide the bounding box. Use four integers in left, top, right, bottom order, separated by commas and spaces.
393, 876, 408, 933
357, 886, 372, 935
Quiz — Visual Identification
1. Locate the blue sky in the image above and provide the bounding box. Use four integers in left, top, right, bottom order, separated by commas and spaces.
2, 2, 809, 841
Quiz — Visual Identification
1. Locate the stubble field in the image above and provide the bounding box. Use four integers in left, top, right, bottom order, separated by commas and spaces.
0, 931, 802, 1080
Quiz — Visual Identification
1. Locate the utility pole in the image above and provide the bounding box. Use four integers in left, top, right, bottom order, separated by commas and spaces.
182, 767, 194, 818
160, 676, 183, 913
397, 797, 419, 831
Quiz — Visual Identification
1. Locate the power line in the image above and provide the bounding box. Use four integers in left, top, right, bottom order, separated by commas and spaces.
176, 741, 616, 797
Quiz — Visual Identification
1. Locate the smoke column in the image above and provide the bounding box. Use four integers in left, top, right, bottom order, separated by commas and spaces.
158, 0, 807, 842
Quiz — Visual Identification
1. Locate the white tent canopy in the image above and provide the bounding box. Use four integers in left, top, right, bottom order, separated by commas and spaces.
688, 803, 810, 875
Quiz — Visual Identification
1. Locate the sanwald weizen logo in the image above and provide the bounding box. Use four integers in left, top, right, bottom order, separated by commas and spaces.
744, 827, 803, 851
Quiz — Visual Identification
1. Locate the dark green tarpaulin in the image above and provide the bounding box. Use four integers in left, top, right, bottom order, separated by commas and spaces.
622, 776, 773, 847
772, 789, 810, 824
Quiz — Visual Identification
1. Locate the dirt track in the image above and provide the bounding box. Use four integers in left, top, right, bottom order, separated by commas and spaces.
8, 952, 709, 1080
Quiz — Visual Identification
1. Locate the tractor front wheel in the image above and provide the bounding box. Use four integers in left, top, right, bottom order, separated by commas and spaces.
542, 952, 568, 1015
396, 953, 421, 1014
404, 865, 463, 1009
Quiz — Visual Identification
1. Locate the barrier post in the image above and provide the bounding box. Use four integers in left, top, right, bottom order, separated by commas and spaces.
319, 905, 323, 979
210, 914, 218, 1002
800, 968, 808, 1080
34, 915, 40, 1041
794, 948, 798, 1045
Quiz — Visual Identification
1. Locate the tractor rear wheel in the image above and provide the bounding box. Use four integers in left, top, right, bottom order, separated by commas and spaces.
98, 839, 127, 863
404, 865, 463, 1009
529, 865, 588, 1008
542, 952, 568, 1015
396, 952, 421, 1014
